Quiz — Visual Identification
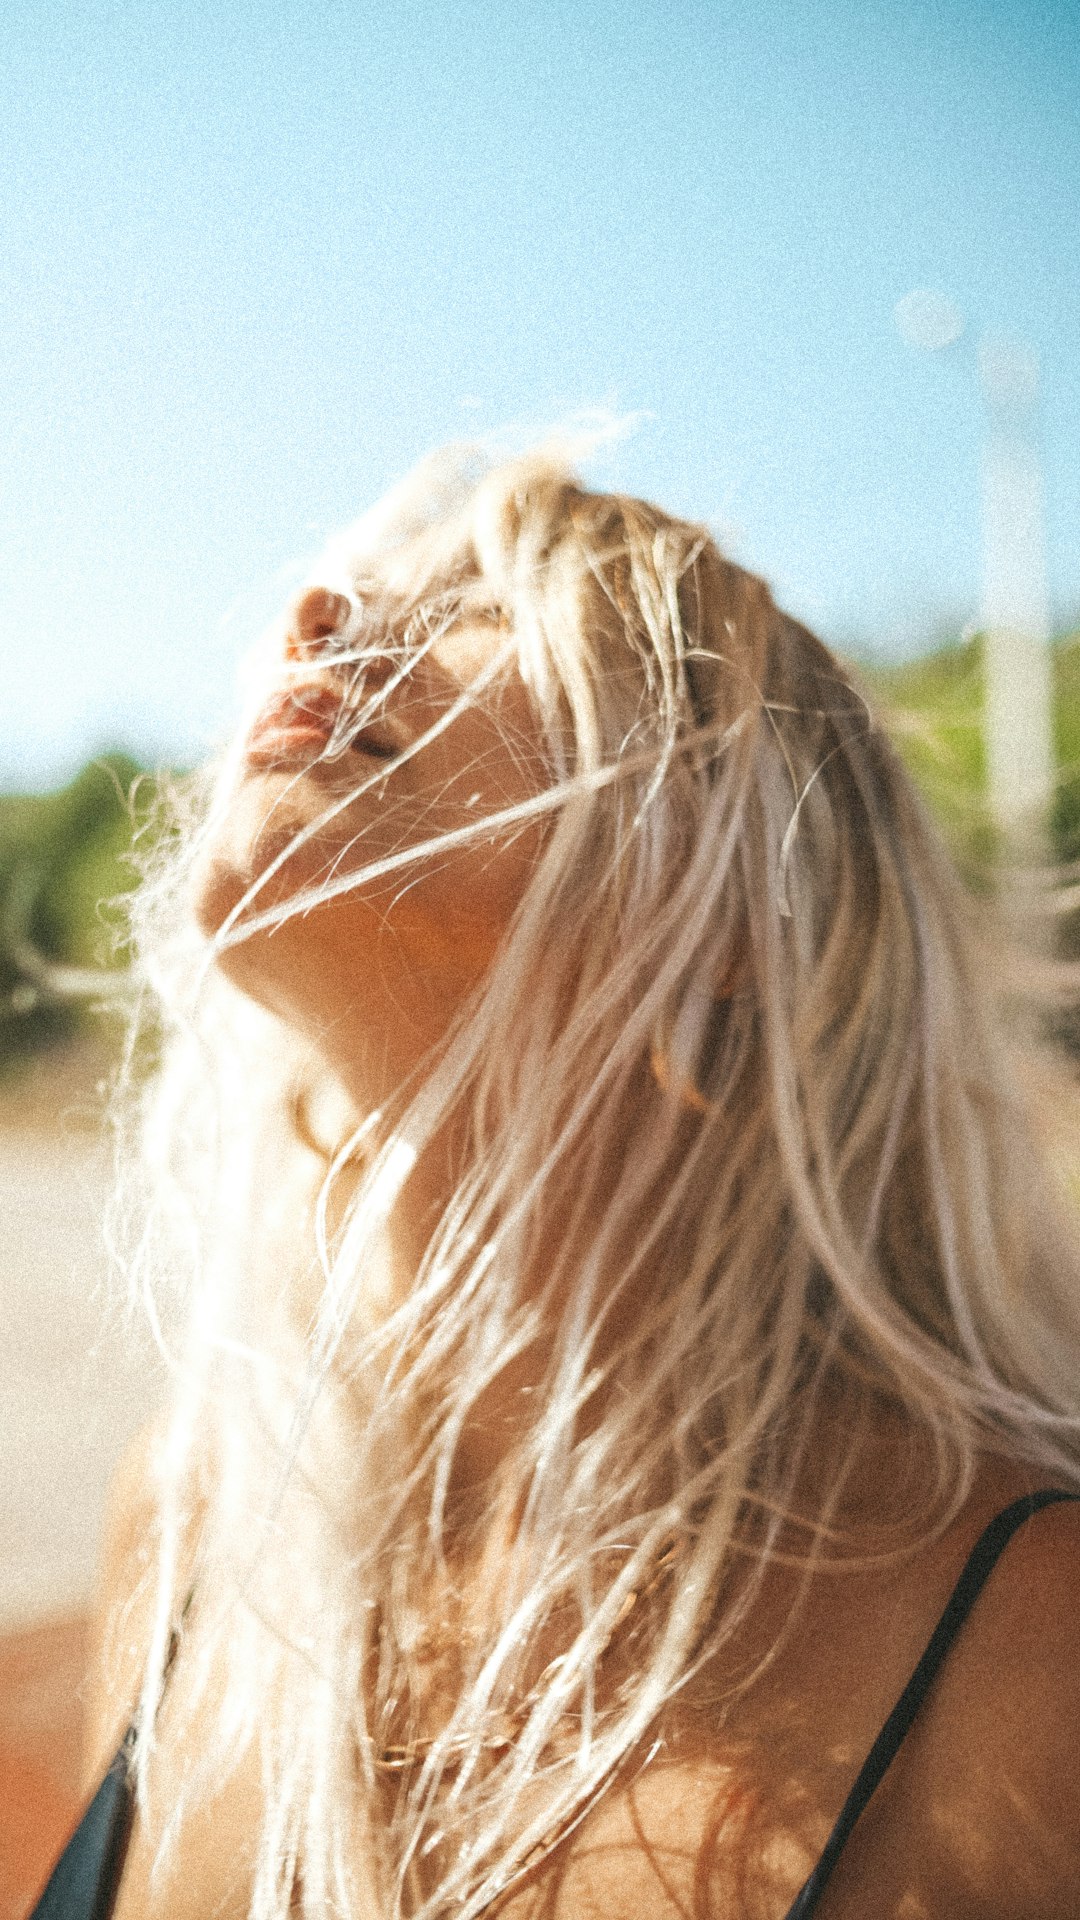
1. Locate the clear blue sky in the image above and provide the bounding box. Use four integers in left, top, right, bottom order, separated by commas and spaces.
2, 0, 1078, 787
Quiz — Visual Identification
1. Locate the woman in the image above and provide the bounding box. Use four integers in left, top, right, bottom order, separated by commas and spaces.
80, 446, 1080, 1919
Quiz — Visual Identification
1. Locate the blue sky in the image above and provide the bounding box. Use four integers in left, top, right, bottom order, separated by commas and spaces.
2, 0, 1078, 786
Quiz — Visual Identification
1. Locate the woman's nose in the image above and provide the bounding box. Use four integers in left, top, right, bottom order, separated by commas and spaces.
286, 587, 352, 659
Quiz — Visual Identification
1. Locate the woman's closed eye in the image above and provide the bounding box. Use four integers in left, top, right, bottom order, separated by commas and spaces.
334, 709, 403, 761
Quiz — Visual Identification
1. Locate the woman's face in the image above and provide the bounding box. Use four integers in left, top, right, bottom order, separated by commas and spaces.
194, 583, 547, 1101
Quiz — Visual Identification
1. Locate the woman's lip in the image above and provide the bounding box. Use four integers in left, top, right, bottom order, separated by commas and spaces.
250, 685, 341, 737
243, 726, 336, 769
243, 685, 398, 767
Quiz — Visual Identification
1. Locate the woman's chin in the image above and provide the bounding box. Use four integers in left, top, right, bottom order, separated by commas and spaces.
190, 841, 246, 943
189, 847, 306, 1023
190, 770, 315, 939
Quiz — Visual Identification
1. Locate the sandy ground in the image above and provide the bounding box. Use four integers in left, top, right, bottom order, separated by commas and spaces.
0, 1048, 166, 1632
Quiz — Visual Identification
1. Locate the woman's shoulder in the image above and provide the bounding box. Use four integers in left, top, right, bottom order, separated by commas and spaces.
83, 1421, 162, 1779
85, 1422, 259, 1920
506, 1466, 1080, 1919
103, 1417, 163, 1557
929, 1479, 1080, 1890
829, 1468, 1080, 1920
81, 1445, 1080, 1918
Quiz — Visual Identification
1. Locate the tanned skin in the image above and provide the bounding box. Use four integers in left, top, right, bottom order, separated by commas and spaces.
87, 587, 1080, 1919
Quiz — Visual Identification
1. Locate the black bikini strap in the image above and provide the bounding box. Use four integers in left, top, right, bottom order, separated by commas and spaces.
785, 1487, 1080, 1920
27, 1587, 194, 1920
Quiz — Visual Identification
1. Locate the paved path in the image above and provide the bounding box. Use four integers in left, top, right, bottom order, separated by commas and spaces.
0, 1115, 165, 1631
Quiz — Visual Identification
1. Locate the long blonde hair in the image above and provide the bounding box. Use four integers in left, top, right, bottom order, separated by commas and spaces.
118, 445, 1080, 1918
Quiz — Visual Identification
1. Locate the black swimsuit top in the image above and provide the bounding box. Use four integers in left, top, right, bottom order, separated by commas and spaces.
29, 1487, 1080, 1920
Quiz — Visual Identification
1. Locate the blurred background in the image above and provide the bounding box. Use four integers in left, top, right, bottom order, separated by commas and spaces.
2, 0, 1078, 1908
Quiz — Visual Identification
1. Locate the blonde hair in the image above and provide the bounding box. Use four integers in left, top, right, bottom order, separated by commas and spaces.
118, 445, 1080, 1918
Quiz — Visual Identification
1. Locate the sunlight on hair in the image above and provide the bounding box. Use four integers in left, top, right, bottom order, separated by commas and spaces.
109, 437, 1080, 1920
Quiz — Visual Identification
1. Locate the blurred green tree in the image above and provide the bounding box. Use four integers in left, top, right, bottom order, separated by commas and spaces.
3, 626, 1079, 1073
0, 754, 152, 1072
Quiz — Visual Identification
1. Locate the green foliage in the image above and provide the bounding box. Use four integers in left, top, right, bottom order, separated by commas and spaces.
859, 626, 1080, 878
859, 635, 993, 879
3, 627, 1080, 1073
0, 753, 155, 1071
1049, 636, 1080, 866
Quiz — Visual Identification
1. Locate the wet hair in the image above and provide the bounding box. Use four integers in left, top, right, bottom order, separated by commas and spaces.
116, 443, 1080, 1919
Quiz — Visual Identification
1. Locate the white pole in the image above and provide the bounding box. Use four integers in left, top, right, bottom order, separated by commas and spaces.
894, 294, 1055, 846
978, 338, 1054, 839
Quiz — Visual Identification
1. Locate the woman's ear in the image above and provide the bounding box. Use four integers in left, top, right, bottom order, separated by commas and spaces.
287, 587, 352, 657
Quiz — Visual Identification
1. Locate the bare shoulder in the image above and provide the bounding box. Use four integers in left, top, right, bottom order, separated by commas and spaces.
965, 1489, 1080, 1811
502, 1490, 1080, 1920
865, 1485, 1080, 1920
82, 1419, 164, 1785
103, 1417, 163, 1561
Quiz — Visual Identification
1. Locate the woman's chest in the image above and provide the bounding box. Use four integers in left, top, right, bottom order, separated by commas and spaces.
107, 1501, 1023, 1920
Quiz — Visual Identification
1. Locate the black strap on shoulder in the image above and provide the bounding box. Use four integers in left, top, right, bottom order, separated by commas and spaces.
27, 1594, 192, 1920
27, 1725, 137, 1920
784, 1487, 1080, 1920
